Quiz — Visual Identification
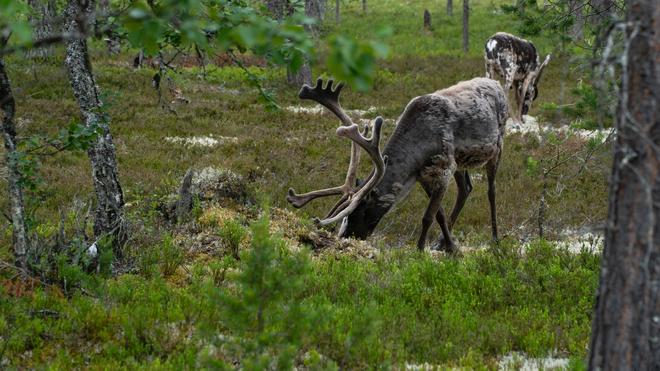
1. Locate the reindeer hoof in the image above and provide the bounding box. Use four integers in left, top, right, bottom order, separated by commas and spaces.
432, 237, 460, 255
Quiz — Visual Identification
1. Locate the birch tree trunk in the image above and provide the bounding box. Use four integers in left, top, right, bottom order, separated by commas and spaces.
64, 0, 126, 248
0, 54, 29, 269
26, 0, 57, 59
462, 0, 469, 53
588, 0, 660, 368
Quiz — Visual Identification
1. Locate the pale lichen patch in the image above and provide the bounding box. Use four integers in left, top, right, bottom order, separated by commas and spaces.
498, 352, 569, 371
164, 135, 239, 148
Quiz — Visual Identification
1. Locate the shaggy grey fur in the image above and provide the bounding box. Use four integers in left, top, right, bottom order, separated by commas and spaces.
341, 78, 508, 252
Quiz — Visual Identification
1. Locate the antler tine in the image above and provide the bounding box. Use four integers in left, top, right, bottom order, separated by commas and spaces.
315, 117, 388, 226
287, 122, 363, 209
298, 78, 352, 127
286, 186, 344, 208
337, 116, 385, 162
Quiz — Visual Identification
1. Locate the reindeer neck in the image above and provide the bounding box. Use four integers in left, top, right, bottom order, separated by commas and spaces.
370, 129, 430, 209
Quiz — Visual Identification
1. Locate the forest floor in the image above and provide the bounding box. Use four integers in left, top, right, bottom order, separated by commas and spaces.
0, 0, 611, 369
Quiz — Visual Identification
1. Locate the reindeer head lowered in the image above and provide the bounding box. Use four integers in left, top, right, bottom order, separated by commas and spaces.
286, 78, 388, 236
288, 77, 508, 253
520, 54, 551, 116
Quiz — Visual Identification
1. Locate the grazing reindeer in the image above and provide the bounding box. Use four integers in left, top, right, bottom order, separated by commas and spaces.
287, 78, 507, 252
485, 32, 550, 122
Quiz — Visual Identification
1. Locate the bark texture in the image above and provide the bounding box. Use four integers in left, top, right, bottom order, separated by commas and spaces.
588, 0, 660, 368
64, 0, 125, 247
462, 0, 469, 53
568, 0, 585, 40
0, 57, 29, 269
265, 0, 292, 19
26, 0, 57, 59
99, 0, 121, 55
273, 0, 319, 86
590, 0, 615, 28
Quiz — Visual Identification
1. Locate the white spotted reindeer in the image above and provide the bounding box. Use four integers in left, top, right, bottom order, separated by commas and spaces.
485, 32, 551, 122
286, 78, 508, 253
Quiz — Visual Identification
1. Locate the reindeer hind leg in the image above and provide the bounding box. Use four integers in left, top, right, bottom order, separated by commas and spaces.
448, 170, 472, 230
485, 156, 500, 243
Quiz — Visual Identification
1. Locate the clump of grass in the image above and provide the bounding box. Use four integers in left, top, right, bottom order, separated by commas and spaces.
218, 218, 247, 259
159, 233, 185, 277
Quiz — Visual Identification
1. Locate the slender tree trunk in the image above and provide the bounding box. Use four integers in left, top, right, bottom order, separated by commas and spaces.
424, 9, 432, 30
335, 0, 340, 22
568, 0, 584, 40
588, 0, 660, 368
288, 0, 319, 86
99, 0, 121, 55
26, 0, 56, 59
265, 0, 286, 19
590, 0, 614, 30
0, 54, 29, 269
462, 0, 469, 53
362, 0, 366, 14
447, 0, 453, 17
64, 0, 126, 249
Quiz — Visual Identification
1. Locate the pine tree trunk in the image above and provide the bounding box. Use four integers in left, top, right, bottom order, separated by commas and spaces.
286, 0, 318, 86
447, 0, 453, 17
287, 63, 312, 86
424, 9, 432, 30
588, 0, 660, 368
0, 55, 29, 269
25, 0, 56, 59
64, 0, 126, 248
590, 0, 615, 41
569, 0, 584, 41
99, 0, 121, 55
462, 0, 469, 53
266, 0, 287, 19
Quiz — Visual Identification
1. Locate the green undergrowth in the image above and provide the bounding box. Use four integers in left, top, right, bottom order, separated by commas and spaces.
1, 212, 599, 369
0, 0, 610, 368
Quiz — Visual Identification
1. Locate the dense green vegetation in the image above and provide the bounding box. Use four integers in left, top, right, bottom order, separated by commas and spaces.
2, 214, 599, 368
1, 0, 612, 368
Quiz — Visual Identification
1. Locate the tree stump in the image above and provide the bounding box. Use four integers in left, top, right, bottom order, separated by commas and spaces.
424, 9, 432, 30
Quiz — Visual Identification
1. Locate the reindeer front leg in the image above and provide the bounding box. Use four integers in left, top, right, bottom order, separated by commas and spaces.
419, 168, 456, 253
513, 80, 524, 123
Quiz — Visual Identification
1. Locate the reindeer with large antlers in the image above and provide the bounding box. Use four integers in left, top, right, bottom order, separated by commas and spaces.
287, 78, 508, 252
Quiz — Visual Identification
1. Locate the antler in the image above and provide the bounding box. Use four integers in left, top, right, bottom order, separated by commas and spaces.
314, 117, 388, 226
286, 78, 387, 231
287, 78, 361, 208
298, 78, 352, 127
